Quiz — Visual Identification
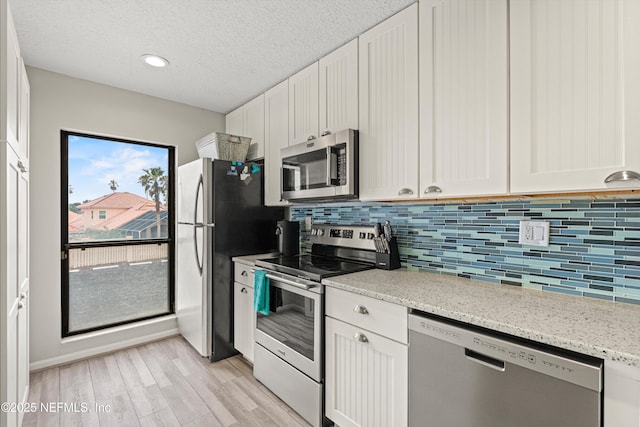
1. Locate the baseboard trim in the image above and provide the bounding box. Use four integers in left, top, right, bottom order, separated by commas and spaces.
30, 328, 180, 372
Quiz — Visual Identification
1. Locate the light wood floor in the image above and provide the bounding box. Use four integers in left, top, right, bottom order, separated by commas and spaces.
23, 336, 310, 427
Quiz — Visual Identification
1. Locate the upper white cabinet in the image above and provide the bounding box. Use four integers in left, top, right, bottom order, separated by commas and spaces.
419, 0, 508, 198
264, 80, 290, 206
510, 0, 640, 193
243, 94, 265, 160
225, 95, 265, 161
288, 62, 319, 145
18, 58, 29, 167
319, 39, 358, 134
358, 3, 419, 201
225, 106, 243, 136
4, 7, 20, 154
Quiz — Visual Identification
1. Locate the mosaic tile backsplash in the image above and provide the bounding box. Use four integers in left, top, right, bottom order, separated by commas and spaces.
290, 198, 640, 305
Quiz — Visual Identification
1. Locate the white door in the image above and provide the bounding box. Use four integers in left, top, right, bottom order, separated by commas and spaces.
176, 160, 210, 356
289, 62, 319, 145
319, 38, 359, 134
243, 94, 265, 160
325, 317, 408, 427
358, 3, 419, 201
419, 0, 508, 198
510, 0, 640, 193
6, 11, 21, 154
264, 80, 290, 206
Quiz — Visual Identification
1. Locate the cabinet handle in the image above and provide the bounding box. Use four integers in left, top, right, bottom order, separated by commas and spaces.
17, 161, 27, 173
604, 170, 640, 183
397, 188, 414, 196
241, 270, 248, 276
20, 293, 26, 300
353, 305, 369, 315
240, 287, 248, 294
307, 135, 316, 141
18, 301, 24, 310
424, 185, 442, 194
321, 130, 331, 137
353, 332, 369, 343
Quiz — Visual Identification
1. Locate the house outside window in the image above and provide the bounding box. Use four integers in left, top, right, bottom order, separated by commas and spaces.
62, 131, 174, 336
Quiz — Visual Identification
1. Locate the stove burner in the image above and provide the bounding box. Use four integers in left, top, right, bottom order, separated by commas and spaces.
255, 254, 373, 282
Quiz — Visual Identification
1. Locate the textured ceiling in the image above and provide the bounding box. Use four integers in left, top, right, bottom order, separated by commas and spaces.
10, 0, 414, 113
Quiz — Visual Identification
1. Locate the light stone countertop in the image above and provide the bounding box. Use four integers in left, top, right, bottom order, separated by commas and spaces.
232, 252, 280, 266
322, 269, 640, 367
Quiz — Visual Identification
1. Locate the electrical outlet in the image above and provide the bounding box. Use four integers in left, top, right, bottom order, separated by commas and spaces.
519, 220, 550, 246
304, 216, 312, 231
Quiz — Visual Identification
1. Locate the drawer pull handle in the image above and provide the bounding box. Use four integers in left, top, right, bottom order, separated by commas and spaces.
397, 188, 414, 196
240, 287, 248, 294
353, 305, 369, 315
354, 333, 369, 343
424, 185, 442, 194
241, 270, 248, 276
604, 170, 640, 183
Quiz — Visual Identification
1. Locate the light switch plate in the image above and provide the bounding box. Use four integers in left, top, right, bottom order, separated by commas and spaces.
519, 220, 550, 246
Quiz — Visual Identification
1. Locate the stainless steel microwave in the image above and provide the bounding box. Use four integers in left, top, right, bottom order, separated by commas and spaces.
280, 129, 358, 202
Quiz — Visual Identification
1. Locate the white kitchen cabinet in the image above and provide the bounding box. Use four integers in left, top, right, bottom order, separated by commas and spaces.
510, 0, 640, 193
225, 95, 265, 161
325, 316, 408, 427
264, 80, 290, 206
225, 105, 243, 136
325, 287, 408, 427
233, 261, 255, 362
242, 94, 265, 160
419, 0, 508, 198
4, 5, 20, 155
288, 62, 319, 145
1, 2, 30, 426
319, 39, 358, 134
358, 3, 419, 201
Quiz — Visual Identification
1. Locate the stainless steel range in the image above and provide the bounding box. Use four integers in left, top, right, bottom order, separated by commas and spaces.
253, 224, 377, 427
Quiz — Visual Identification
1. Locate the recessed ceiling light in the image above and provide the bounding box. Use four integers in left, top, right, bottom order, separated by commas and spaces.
141, 54, 169, 68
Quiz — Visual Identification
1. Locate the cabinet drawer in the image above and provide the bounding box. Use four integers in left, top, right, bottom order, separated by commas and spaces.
325, 287, 407, 344
234, 262, 255, 288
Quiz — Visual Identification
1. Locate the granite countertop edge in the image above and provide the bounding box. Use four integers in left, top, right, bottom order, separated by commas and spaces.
322, 269, 640, 368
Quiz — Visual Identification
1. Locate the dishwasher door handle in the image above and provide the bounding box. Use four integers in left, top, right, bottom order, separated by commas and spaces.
464, 348, 505, 372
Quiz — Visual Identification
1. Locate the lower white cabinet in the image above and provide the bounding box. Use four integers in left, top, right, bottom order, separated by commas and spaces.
604, 360, 640, 427
325, 287, 408, 427
233, 262, 255, 362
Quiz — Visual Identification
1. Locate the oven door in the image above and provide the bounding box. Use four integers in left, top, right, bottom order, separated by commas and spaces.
254, 272, 323, 381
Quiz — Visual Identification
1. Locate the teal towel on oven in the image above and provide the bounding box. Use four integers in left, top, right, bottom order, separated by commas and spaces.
253, 269, 270, 315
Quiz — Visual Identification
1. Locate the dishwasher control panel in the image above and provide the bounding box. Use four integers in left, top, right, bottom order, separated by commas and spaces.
409, 314, 602, 392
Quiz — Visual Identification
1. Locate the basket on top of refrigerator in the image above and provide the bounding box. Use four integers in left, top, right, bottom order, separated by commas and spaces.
195, 132, 251, 162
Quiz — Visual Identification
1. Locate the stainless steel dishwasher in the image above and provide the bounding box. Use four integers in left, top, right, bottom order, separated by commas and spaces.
408, 312, 603, 427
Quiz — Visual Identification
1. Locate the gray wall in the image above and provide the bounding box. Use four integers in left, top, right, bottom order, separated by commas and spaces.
27, 66, 224, 368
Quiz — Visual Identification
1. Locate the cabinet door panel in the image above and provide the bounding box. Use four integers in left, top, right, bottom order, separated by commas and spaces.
233, 281, 254, 362
289, 62, 319, 145
319, 39, 358, 134
325, 317, 408, 427
18, 59, 30, 167
419, 0, 508, 198
510, 0, 640, 193
225, 106, 243, 136
264, 80, 290, 206
6, 14, 21, 151
243, 95, 265, 160
359, 4, 419, 201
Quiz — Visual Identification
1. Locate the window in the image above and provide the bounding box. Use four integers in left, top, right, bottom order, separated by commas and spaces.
61, 131, 174, 336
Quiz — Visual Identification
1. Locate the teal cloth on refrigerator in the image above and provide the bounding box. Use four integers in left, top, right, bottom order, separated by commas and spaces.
253, 270, 270, 315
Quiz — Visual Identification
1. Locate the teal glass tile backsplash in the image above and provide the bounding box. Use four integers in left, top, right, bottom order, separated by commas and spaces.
290, 199, 640, 305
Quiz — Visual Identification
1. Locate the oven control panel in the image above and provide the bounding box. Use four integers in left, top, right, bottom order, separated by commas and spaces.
310, 224, 377, 251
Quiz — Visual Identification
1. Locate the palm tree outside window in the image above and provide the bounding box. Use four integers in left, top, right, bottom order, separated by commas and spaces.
61, 131, 175, 336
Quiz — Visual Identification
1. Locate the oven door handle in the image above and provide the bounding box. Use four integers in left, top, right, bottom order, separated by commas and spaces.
265, 273, 315, 290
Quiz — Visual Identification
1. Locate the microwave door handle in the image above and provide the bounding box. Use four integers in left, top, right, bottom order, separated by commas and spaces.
326, 147, 332, 186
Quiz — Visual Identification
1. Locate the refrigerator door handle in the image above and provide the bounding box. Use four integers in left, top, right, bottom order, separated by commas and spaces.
193, 175, 205, 275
